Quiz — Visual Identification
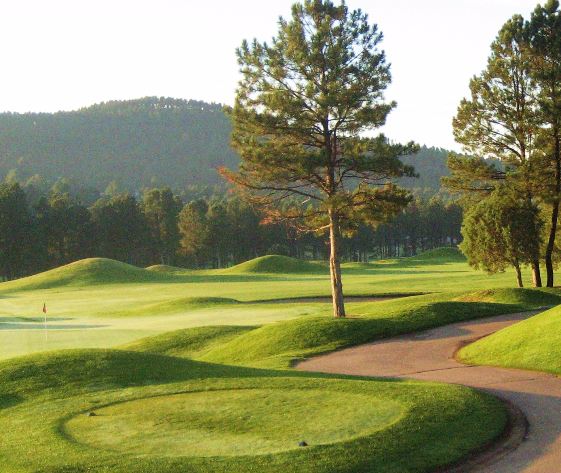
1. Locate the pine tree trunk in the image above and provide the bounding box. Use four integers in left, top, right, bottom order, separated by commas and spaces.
532, 260, 542, 287
546, 135, 561, 287
328, 210, 345, 318
514, 263, 523, 288
546, 198, 560, 287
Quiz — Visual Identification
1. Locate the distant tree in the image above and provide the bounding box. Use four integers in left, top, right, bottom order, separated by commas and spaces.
221, 0, 416, 317
36, 193, 94, 266
205, 202, 231, 268
460, 189, 543, 287
225, 198, 263, 263
178, 199, 210, 267
142, 187, 182, 265
22, 174, 49, 207
90, 194, 149, 264
0, 183, 33, 280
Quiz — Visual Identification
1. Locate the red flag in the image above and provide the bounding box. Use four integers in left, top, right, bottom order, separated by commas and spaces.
42, 303, 47, 314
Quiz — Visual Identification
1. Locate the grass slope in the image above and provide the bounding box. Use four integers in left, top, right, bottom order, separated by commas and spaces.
0, 349, 507, 473
128, 288, 561, 369
224, 255, 327, 274
459, 303, 561, 374
2, 258, 168, 290
0, 250, 557, 360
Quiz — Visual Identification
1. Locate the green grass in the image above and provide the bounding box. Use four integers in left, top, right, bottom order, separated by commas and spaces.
0, 349, 507, 473
122, 289, 561, 369
65, 388, 403, 456
0, 248, 551, 360
0, 249, 555, 472
459, 303, 561, 374
223, 254, 327, 274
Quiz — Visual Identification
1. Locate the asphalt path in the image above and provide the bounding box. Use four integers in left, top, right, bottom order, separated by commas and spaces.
297, 311, 561, 472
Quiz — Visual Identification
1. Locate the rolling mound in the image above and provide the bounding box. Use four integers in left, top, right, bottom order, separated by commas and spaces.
455, 288, 561, 307
112, 296, 241, 317
122, 326, 255, 357
198, 289, 560, 368
145, 264, 190, 274
459, 304, 561, 374
223, 255, 326, 274
0, 349, 250, 399
0, 258, 167, 291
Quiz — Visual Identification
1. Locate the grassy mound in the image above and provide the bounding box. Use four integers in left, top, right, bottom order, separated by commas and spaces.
122, 325, 255, 357
112, 296, 241, 317
459, 304, 561, 374
223, 255, 326, 274
455, 287, 561, 306
121, 288, 559, 369
0, 348, 507, 473
0, 349, 251, 401
2, 258, 166, 291
145, 264, 190, 274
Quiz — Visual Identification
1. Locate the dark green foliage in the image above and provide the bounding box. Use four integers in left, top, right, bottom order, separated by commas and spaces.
460, 189, 543, 286
449, 1, 561, 287
34, 193, 94, 269
0, 182, 33, 280
90, 193, 150, 265
0, 97, 237, 190
142, 187, 182, 265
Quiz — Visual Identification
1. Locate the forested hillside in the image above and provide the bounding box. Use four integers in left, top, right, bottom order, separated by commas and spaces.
0, 97, 450, 194
0, 97, 238, 190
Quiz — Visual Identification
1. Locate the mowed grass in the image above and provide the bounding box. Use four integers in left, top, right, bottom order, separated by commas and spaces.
0, 249, 555, 472
0, 249, 552, 359
0, 349, 507, 473
459, 303, 561, 374
124, 288, 561, 369
65, 389, 403, 456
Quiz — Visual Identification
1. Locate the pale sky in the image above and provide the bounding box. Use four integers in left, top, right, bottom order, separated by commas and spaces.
0, 0, 542, 150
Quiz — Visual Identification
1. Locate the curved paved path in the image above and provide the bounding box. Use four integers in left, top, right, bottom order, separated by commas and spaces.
297, 311, 561, 472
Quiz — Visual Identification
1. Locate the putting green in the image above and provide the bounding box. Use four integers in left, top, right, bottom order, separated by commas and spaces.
65, 389, 403, 456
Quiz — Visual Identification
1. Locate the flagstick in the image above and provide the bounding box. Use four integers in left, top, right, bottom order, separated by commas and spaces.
44, 303, 48, 343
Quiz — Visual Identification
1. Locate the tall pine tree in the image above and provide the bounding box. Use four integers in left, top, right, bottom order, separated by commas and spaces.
221, 0, 416, 317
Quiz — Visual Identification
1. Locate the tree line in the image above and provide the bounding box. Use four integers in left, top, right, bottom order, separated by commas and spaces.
0, 179, 461, 281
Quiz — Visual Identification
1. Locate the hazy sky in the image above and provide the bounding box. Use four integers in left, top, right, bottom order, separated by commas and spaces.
1, 0, 542, 150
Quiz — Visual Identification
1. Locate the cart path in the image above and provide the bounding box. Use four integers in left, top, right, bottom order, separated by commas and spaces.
297, 311, 561, 473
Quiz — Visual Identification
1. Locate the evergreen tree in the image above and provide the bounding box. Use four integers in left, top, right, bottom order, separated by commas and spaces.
90, 194, 149, 264
36, 192, 93, 267
0, 183, 33, 280
221, 0, 416, 317
450, 14, 543, 286
177, 200, 210, 267
142, 187, 182, 265
527, 0, 561, 286
460, 189, 543, 287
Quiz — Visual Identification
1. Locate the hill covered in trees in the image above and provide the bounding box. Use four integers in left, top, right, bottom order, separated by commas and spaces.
0, 97, 238, 191
0, 97, 450, 194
